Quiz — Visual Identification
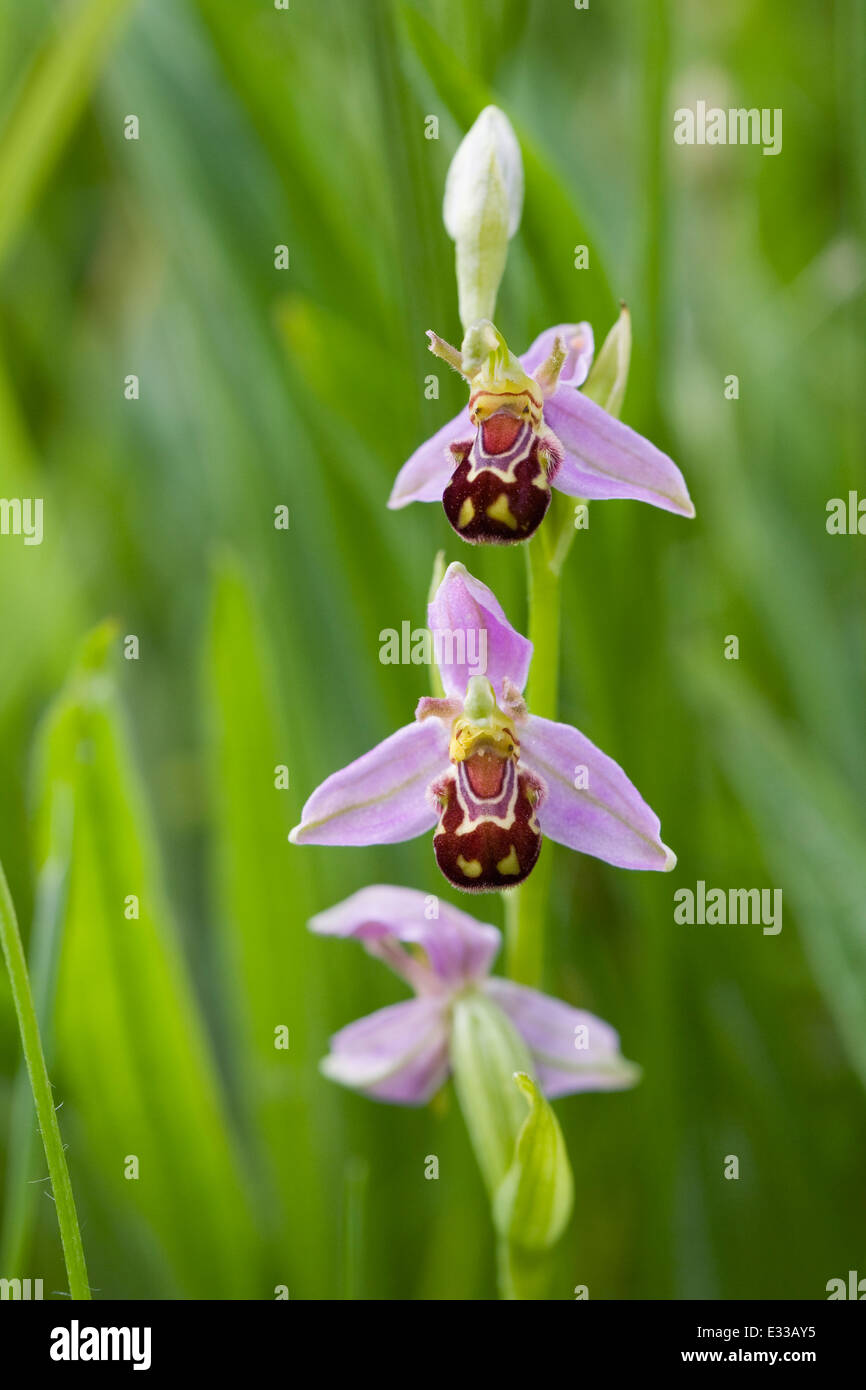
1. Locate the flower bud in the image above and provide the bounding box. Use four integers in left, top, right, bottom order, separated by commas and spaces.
443, 106, 524, 333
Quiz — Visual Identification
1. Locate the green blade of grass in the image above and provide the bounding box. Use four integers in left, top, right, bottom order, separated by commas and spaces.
0, 852, 90, 1299
0, 784, 73, 1278
204, 557, 334, 1296
0, 0, 132, 269
35, 622, 259, 1297
341, 1156, 368, 1301
686, 654, 866, 1089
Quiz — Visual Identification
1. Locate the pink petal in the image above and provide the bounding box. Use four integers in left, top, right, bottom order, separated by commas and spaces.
428, 562, 532, 700
388, 406, 470, 508
322, 997, 451, 1105
520, 321, 595, 388
309, 884, 501, 989
289, 720, 448, 846
484, 979, 639, 1097
518, 714, 676, 871
546, 388, 695, 516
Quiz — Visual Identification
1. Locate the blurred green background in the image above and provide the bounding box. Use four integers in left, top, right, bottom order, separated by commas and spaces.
0, 0, 864, 1300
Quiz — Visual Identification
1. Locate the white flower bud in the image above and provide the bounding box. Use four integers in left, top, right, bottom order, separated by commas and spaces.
442, 106, 524, 333
443, 106, 523, 240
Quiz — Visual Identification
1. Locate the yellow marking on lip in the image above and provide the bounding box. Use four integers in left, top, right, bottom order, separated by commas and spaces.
497, 845, 521, 876
448, 698, 517, 764
486, 493, 519, 530
457, 497, 475, 528
468, 379, 544, 428
450, 727, 515, 762
456, 855, 483, 879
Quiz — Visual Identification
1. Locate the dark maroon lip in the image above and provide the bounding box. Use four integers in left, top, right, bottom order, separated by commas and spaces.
442, 427, 558, 545
432, 760, 542, 892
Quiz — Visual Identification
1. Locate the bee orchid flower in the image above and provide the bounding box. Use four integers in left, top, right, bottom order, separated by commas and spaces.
309, 885, 639, 1105
388, 317, 695, 543
290, 562, 675, 892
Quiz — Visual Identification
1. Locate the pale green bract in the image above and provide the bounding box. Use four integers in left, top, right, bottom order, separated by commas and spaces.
494, 1073, 575, 1252
450, 994, 575, 1259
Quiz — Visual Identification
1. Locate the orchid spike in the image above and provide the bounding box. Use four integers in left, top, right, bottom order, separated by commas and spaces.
309, 885, 639, 1106
290, 562, 676, 892
389, 317, 695, 544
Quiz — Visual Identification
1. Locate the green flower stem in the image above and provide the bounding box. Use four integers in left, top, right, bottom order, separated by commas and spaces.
525, 524, 563, 722
504, 505, 572, 985
503, 310, 631, 986
0, 856, 90, 1300
497, 1239, 554, 1300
